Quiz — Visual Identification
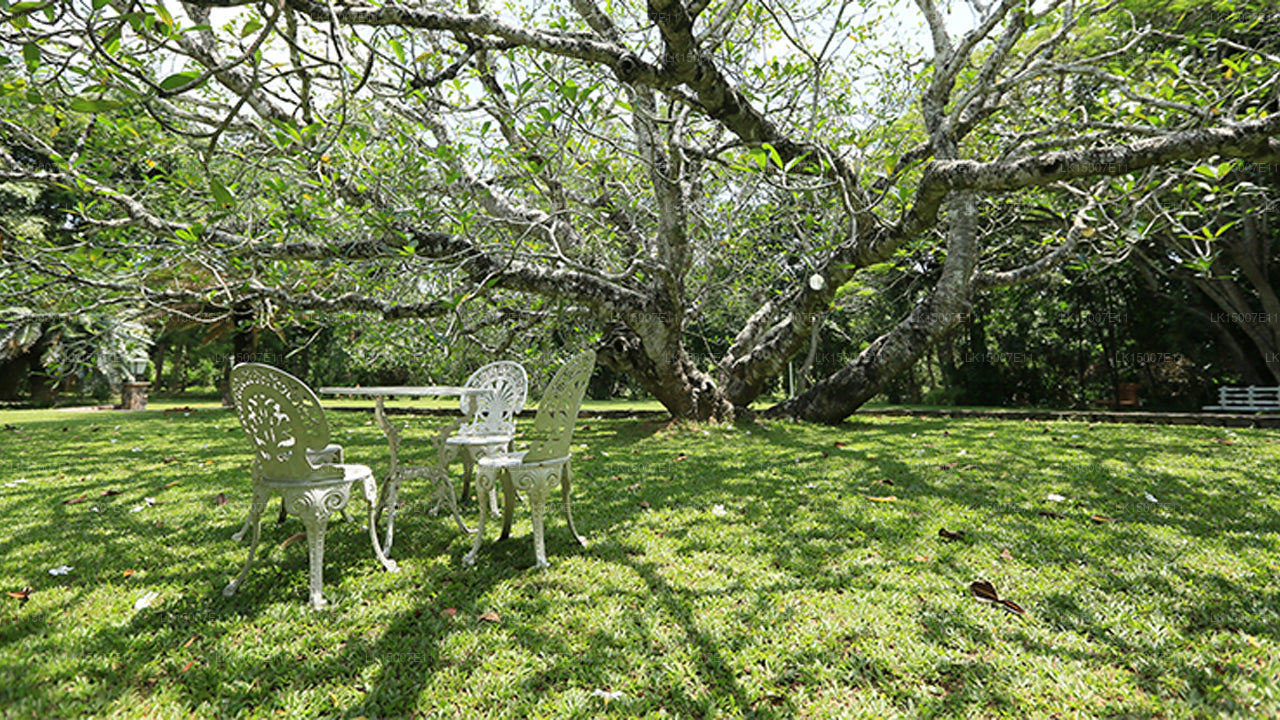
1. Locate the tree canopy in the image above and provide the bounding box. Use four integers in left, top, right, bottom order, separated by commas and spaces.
2, 0, 1278, 421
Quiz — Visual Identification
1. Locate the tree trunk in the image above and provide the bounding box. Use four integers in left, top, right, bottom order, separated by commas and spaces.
765, 191, 981, 423
596, 323, 732, 422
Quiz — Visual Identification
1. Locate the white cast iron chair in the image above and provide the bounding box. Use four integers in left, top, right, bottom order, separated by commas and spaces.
463, 350, 595, 569
224, 363, 397, 609
437, 361, 528, 516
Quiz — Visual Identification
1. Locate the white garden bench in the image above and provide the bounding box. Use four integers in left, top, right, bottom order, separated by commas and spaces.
1203, 386, 1280, 412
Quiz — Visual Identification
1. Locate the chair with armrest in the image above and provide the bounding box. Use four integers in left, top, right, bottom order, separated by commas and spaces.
224, 363, 396, 609
463, 350, 595, 569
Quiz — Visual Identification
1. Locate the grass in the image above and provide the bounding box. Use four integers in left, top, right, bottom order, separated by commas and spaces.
1, 404, 1278, 718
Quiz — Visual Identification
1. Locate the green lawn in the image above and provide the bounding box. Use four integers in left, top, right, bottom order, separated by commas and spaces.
1, 405, 1277, 718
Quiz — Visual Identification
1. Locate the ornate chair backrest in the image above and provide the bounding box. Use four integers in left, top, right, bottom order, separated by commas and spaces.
459, 361, 528, 438
230, 363, 336, 481
524, 350, 596, 463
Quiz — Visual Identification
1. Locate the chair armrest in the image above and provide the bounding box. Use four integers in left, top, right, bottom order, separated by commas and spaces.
306, 443, 344, 464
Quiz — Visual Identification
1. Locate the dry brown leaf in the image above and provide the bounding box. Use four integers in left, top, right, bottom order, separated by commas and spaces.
674, 454, 688, 462
63, 494, 88, 505
163, 481, 180, 489
1090, 515, 1113, 524
214, 493, 228, 507
866, 495, 899, 503
938, 462, 958, 470
913, 555, 931, 563
183, 635, 197, 649
122, 569, 136, 578
478, 611, 500, 623
441, 608, 458, 618
938, 528, 966, 541
100, 489, 121, 497
1000, 549, 1015, 561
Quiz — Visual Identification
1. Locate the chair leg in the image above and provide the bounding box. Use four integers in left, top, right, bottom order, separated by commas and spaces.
224, 485, 270, 597
561, 461, 586, 546
381, 474, 401, 554
525, 468, 555, 569
462, 466, 497, 567
287, 486, 343, 609
360, 475, 398, 573
430, 445, 459, 516
459, 451, 475, 504
232, 483, 271, 542
434, 469, 472, 534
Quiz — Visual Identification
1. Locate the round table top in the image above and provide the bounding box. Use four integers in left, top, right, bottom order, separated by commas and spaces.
319, 386, 491, 397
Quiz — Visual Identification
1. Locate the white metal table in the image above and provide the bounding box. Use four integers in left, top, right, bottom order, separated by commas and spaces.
319, 386, 492, 553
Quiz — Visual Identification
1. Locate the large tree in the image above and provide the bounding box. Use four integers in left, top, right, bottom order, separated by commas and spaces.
1, 0, 1277, 422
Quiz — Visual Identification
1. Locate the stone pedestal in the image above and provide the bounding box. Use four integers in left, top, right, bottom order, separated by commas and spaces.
122, 382, 151, 411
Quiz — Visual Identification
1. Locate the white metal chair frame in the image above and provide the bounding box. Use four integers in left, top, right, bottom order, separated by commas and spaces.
438, 361, 529, 515
224, 363, 397, 609
463, 350, 595, 569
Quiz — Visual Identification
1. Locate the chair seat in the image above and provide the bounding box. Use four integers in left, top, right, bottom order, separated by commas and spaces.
476, 451, 527, 469
262, 463, 373, 487
477, 451, 573, 470
446, 433, 515, 447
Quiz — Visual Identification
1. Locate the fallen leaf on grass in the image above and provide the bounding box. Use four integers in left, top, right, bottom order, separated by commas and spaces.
958, 464, 977, 471
1038, 511, 1066, 519
673, 454, 687, 462
214, 493, 228, 507
63, 494, 89, 505
161, 457, 178, 465
280, 531, 306, 549
937, 462, 958, 470
100, 489, 121, 497
122, 569, 136, 578
913, 555, 931, 563
1000, 549, 1015, 561
183, 635, 198, 649
638, 501, 650, 510
866, 495, 899, 503
1090, 515, 1114, 524
938, 528, 966, 541
970, 580, 1000, 603
48, 565, 72, 576
478, 611, 500, 623
969, 580, 1026, 615
7, 587, 32, 605
591, 689, 624, 702
441, 608, 458, 618
833, 442, 847, 448
163, 481, 180, 489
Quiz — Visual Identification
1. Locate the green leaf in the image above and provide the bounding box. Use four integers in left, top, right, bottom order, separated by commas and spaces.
209, 177, 235, 206
153, 2, 174, 32
92, 0, 110, 8
22, 42, 39, 72
240, 17, 262, 38
761, 142, 783, 169
69, 98, 127, 113
159, 71, 199, 92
